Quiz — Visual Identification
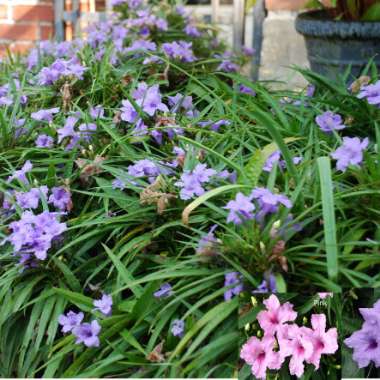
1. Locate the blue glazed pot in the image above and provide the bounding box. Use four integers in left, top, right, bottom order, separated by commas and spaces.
295, 10, 380, 80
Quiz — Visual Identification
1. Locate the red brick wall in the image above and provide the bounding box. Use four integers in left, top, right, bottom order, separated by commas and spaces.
266, 0, 306, 11
0, 0, 106, 55
0, 0, 325, 57
266, 0, 332, 10
0, 0, 54, 55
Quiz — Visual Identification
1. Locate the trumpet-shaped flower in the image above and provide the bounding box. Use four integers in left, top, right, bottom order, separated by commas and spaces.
331, 137, 369, 172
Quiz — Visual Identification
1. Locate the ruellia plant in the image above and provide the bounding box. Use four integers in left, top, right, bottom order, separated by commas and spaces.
306, 0, 380, 21
341, 288, 380, 378
0, 0, 379, 377
239, 293, 341, 380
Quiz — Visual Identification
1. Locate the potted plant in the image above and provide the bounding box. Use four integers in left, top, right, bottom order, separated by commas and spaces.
295, 1, 380, 80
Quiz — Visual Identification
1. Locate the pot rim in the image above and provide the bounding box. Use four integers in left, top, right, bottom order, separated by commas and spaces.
295, 10, 380, 39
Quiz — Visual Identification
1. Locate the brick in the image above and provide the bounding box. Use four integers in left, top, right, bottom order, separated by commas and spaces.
13, 4, 54, 22
0, 43, 10, 57
40, 24, 53, 39
0, 5, 7, 19
11, 41, 34, 53
80, 1, 90, 12
0, 23, 38, 40
266, 0, 306, 11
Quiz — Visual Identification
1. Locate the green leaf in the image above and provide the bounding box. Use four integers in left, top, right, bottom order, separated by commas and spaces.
317, 157, 339, 281
102, 244, 143, 297
361, 3, 380, 21
182, 184, 248, 225
53, 288, 93, 310
120, 330, 146, 355
241, 138, 300, 186
245, 0, 257, 11
169, 299, 237, 360
274, 273, 287, 293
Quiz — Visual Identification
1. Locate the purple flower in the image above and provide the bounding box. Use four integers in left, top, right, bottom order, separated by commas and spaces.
93, 293, 113, 316
57, 116, 79, 144
15, 186, 48, 210
217, 169, 237, 183
239, 84, 256, 96
112, 178, 126, 190
198, 119, 231, 132
217, 60, 239, 72
122, 83, 168, 121
154, 283, 173, 298
27, 48, 39, 70
224, 272, 243, 301
358, 80, 380, 108
31, 107, 60, 122
72, 320, 101, 347
263, 151, 302, 172
35, 134, 54, 148
359, 300, 380, 330
58, 311, 84, 333
175, 172, 205, 200
120, 100, 139, 123
315, 111, 346, 133
252, 274, 277, 294
111, 0, 127, 6
4, 210, 67, 260
15, 118, 26, 127
48, 187, 72, 211
0, 95, 12, 106
263, 151, 283, 172
127, 159, 160, 179
132, 119, 148, 137
242, 46, 255, 56
37, 58, 87, 85
127, 0, 143, 8
162, 41, 196, 62
210, 119, 231, 132
90, 105, 104, 120
196, 225, 219, 256
184, 24, 201, 37
175, 164, 217, 200
7, 160, 33, 184
306, 84, 315, 97
125, 39, 156, 53
345, 326, 380, 368
171, 319, 185, 337
156, 18, 168, 31
224, 192, 255, 225
78, 123, 97, 142
168, 93, 194, 115
135, 83, 168, 116
17, 253, 38, 270
250, 187, 292, 220
192, 164, 217, 183
143, 55, 163, 65
331, 137, 369, 172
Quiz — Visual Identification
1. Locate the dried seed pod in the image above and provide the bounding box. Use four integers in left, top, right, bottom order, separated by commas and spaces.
350, 75, 370, 93
140, 177, 176, 214
121, 75, 133, 86
268, 240, 288, 272
113, 110, 121, 124
197, 149, 206, 161
146, 341, 165, 363
61, 82, 72, 112
75, 155, 105, 182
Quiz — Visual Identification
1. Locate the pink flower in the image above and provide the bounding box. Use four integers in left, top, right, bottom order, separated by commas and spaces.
257, 295, 297, 335
240, 335, 282, 380
281, 325, 314, 378
318, 292, 333, 300
305, 314, 338, 369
